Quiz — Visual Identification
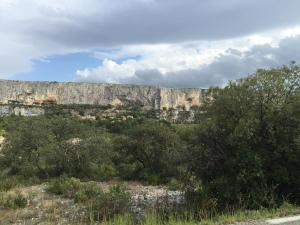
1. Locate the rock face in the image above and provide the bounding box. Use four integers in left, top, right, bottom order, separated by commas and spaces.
0, 105, 45, 116
0, 136, 4, 151
0, 79, 207, 110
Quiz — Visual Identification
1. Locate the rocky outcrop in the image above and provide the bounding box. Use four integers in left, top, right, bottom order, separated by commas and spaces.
160, 88, 207, 111
0, 131, 5, 152
0, 105, 45, 116
0, 79, 207, 110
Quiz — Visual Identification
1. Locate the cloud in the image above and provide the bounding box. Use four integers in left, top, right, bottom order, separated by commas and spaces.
22, 0, 300, 47
76, 43, 223, 83
76, 35, 300, 88
1, 0, 300, 78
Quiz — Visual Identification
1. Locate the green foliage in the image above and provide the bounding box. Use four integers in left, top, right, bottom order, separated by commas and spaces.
47, 178, 131, 221
46, 177, 82, 197
0, 176, 20, 192
189, 63, 300, 208
74, 181, 103, 203
0, 129, 5, 136
91, 184, 131, 221
97, 119, 139, 133
114, 120, 181, 182
0, 116, 115, 180
0, 193, 27, 209
143, 173, 165, 186
167, 178, 182, 191
1, 117, 59, 178
12, 193, 28, 208
0, 115, 183, 184
85, 203, 300, 225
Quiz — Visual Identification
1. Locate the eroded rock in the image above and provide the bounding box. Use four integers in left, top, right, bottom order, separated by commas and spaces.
0, 79, 207, 110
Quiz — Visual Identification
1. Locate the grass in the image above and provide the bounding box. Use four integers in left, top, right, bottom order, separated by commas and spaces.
197, 202, 300, 225
0, 192, 28, 209
46, 178, 300, 224
0, 175, 41, 192
0, 176, 21, 192
92, 203, 300, 225
0, 178, 299, 224
47, 178, 131, 222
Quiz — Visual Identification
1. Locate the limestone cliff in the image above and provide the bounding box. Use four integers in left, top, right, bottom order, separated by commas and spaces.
0, 136, 4, 151
0, 79, 207, 111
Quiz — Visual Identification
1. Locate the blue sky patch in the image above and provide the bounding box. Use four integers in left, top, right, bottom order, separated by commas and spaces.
12, 52, 101, 82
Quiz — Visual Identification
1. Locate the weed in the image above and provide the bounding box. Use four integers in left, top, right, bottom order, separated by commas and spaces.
0, 176, 20, 191
46, 177, 81, 197
0, 192, 27, 209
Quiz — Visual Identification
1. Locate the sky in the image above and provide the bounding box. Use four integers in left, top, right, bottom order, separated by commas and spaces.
1, 0, 300, 88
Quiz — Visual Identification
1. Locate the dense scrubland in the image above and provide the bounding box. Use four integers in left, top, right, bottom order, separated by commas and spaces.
0, 64, 299, 224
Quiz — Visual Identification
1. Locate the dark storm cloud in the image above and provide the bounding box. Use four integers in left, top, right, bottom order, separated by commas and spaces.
27, 0, 300, 48
121, 35, 300, 88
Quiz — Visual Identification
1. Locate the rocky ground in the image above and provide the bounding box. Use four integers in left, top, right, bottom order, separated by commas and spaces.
0, 182, 183, 225
0, 184, 83, 225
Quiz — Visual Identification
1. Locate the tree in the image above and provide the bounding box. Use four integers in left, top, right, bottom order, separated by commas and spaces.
114, 120, 181, 182
189, 63, 300, 208
56, 133, 115, 180
1, 116, 115, 180
2, 118, 58, 178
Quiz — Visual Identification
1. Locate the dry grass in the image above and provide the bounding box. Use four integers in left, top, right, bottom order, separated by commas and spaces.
0, 183, 299, 225
0, 184, 87, 225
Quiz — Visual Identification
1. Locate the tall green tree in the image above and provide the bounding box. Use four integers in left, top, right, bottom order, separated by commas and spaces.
190, 63, 300, 208
2, 118, 58, 178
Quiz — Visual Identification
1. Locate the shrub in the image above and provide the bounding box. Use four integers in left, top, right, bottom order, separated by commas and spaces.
74, 181, 103, 203
144, 173, 165, 186
46, 177, 81, 198
0, 176, 20, 191
189, 64, 300, 208
0, 192, 27, 209
47, 178, 131, 221
13, 193, 28, 208
87, 163, 117, 181
98, 164, 117, 181
167, 178, 182, 191
116, 162, 140, 180
113, 120, 181, 182
91, 184, 131, 221
182, 176, 218, 219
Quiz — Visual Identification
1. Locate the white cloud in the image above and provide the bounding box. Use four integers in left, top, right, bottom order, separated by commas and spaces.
76, 43, 223, 83
121, 34, 300, 88
1, 0, 300, 82
76, 28, 300, 86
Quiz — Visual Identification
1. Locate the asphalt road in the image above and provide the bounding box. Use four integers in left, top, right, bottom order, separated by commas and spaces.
265, 215, 300, 225
233, 215, 300, 225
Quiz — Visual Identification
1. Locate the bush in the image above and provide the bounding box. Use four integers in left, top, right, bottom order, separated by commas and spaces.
189, 64, 300, 208
0, 116, 115, 180
167, 178, 182, 191
0, 192, 28, 209
91, 184, 131, 221
74, 181, 103, 203
144, 173, 165, 186
46, 177, 81, 198
182, 176, 218, 219
0, 176, 20, 191
87, 163, 117, 181
47, 178, 131, 221
113, 120, 181, 182
13, 193, 28, 208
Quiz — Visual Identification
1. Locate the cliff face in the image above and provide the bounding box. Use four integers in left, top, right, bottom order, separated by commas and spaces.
0, 79, 206, 110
